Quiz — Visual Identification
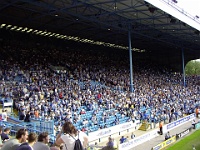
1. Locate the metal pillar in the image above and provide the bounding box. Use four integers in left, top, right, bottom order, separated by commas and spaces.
182, 48, 186, 87
128, 26, 134, 92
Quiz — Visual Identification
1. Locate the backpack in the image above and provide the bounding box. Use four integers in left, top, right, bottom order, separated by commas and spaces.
68, 132, 84, 150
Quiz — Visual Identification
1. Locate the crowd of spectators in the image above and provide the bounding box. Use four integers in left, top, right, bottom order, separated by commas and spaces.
0, 127, 58, 150
0, 39, 200, 136
0, 121, 88, 150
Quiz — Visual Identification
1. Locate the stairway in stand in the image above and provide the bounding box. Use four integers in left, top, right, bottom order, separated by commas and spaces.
138, 120, 150, 131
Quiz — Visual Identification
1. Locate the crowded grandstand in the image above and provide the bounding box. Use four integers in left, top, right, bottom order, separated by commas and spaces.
0, 0, 200, 150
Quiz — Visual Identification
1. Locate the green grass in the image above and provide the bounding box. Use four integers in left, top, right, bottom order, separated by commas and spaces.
166, 130, 200, 150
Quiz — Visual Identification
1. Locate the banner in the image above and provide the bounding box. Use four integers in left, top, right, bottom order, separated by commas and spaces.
3, 101, 13, 107
119, 130, 158, 150
163, 113, 195, 133
117, 114, 195, 150
176, 128, 191, 140
152, 136, 176, 150
88, 121, 136, 141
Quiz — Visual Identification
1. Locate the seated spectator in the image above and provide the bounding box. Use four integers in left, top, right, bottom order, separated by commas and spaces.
16, 132, 37, 150
1, 127, 10, 142
102, 137, 118, 150
1, 128, 29, 150
82, 119, 88, 126
106, 137, 114, 148
165, 131, 171, 140
192, 119, 196, 129
125, 136, 129, 142
81, 126, 87, 132
33, 132, 50, 150
119, 136, 126, 144
1, 39, 200, 136
131, 132, 135, 139
80, 109, 86, 115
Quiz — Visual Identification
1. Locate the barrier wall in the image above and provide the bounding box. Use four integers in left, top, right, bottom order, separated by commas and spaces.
163, 113, 195, 133
176, 128, 192, 140
88, 120, 139, 142
31, 118, 54, 135
153, 125, 193, 150
118, 113, 195, 150
4, 116, 54, 135
152, 136, 176, 150
3, 101, 13, 107
118, 129, 158, 150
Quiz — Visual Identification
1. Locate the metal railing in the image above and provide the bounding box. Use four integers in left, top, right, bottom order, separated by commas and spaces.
159, 0, 200, 25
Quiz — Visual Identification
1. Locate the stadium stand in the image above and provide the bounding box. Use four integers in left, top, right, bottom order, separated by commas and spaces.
0, 0, 200, 149
0, 36, 199, 149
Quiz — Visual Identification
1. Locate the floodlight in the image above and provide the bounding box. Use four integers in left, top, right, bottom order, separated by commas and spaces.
16, 27, 22, 31
6, 25, 12, 28
11, 26, 17, 30
1, 24, 6, 28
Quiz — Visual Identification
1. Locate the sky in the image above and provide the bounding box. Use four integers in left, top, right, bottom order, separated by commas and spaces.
145, 0, 200, 60
176, 0, 200, 17
177, 0, 200, 61
145, 0, 200, 31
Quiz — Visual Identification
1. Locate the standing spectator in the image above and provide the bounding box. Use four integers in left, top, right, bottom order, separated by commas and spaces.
24, 111, 31, 122
19, 110, 26, 121
1, 110, 8, 121
1, 127, 10, 142
33, 132, 50, 150
195, 107, 199, 118
1, 128, 28, 150
159, 121, 163, 135
34, 109, 39, 119
0, 127, 3, 148
16, 132, 37, 150
55, 121, 88, 150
